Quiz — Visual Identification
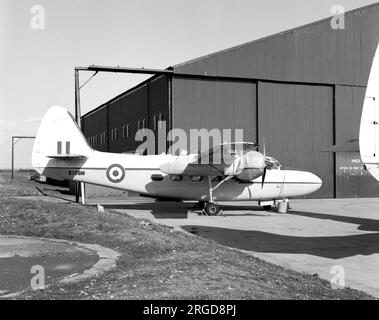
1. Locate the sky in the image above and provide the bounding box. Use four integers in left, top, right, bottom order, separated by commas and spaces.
0, 0, 378, 169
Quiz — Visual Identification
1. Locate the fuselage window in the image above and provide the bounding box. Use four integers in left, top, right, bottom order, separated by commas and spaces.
170, 175, 183, 182
151, 174, 164, 181
211, 176, 223, 182
190, 176, 203, 182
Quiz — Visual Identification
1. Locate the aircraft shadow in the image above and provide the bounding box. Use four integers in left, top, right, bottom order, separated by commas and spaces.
288, 211, 379, 232
102, 202, 191, 219
219, 204, 266, 211
35, 187, 75, 203
102, 202, 271, 219
181, 225, 379, 259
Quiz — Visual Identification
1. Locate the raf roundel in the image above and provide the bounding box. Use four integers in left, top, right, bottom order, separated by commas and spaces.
106, 164, 125, 183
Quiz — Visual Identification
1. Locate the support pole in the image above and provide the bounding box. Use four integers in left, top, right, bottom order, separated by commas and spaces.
10, 136, 35, 179
11, 137, 14, 179
80, 182, 86, 205
74, 69, 81, 203
75, 69, 81, 124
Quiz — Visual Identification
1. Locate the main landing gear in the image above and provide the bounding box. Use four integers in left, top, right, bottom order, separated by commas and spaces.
198, 176, 234, 216
199, 201, 221, 216
196, 201, 221, 216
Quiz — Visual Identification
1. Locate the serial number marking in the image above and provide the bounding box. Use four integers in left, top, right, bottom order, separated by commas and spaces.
68, 169, 85, 176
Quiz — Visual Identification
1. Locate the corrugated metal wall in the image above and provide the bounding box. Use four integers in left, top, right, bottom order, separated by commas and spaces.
257, 83, 334, 198
172, 78, 257, 151
171, 79, 335, 197
82, 76, 169, 154
108, 84, 148, 153
81, 106, 107, 152
148, 76, 170, 154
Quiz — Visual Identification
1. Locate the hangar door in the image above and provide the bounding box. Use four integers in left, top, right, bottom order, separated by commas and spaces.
172, 78, 257, 150
258, 83, 334, 198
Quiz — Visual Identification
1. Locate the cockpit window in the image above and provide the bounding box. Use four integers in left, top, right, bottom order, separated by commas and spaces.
265, 156, 281, 170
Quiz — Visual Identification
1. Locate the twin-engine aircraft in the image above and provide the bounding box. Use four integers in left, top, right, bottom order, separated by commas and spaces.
32, 106, 322, 215
360, 43, 379, 181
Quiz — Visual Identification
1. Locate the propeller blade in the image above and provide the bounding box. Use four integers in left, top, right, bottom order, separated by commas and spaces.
261, 167, 266, 189
263, 137, 266, 157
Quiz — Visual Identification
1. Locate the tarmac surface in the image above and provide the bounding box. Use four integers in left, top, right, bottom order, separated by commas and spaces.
0, 237, 99, 296
98, 197, 379, 298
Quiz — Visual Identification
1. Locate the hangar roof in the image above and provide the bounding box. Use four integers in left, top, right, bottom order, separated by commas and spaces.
173, 3, 379, 87
174, 2, 379, 70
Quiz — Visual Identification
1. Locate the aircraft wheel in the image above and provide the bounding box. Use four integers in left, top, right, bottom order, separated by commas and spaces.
204, 203, 220, 216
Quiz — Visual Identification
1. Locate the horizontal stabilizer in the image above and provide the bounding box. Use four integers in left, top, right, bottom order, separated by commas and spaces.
321, 139, 359, 153
47, 154, 87, 159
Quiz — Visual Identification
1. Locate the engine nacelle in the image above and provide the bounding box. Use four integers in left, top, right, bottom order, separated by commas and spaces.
224, 150, 266, 181
236, 168, 265, 182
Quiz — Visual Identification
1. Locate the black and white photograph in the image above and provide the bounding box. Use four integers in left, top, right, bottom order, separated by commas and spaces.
1, 0, 379, 309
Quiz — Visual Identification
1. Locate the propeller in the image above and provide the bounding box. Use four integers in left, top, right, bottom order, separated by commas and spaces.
261, 167, 267, 188
261, 138, 267, 189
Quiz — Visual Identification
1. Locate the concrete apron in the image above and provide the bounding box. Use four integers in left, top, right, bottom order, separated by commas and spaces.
111, 198, 379, 298
0, 235, 120, 298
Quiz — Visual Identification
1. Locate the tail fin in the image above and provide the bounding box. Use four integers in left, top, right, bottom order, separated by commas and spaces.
32, 106, 92, 174
359, 43, 379, 181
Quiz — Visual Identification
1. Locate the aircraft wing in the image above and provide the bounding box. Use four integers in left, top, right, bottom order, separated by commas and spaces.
197, 142, 258, 164
159, 142, 260, 177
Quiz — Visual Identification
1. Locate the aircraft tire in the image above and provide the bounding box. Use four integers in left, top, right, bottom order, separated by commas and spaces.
204, 203, 220, 216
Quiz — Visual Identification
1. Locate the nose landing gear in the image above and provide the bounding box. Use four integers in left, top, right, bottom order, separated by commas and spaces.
198, 176, 233, 216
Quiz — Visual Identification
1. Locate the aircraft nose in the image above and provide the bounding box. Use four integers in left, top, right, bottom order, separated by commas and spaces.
313, 173, 323, 186
304, 172, 323, 194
